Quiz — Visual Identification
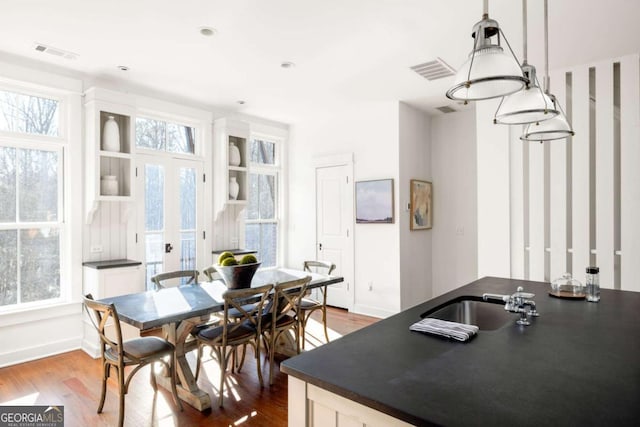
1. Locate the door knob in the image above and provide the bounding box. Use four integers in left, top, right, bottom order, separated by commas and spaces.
165, 243, 173, 253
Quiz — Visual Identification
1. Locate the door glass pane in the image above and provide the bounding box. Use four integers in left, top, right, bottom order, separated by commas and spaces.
136, 117, 166, 150
18, 148, 58, 222
20, 228, 60, 303
245, 224, 259, 257
0, 147, 16, 222
145, 164, 164, 288
167, 123, 196, 154
145, 165, 164, 231
0, 89, 59, 136
145, 233, 164, 290
0, 230, 17, 306
179, 167, 196, 272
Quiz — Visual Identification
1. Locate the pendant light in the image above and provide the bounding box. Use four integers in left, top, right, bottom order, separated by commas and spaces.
521, 0, 574, 141
446, 0, 527, 101
494, 0, 559, 125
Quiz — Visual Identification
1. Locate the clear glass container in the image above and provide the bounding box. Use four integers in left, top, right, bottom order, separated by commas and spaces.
549, 273, 585, 299
586, 267, 600, 302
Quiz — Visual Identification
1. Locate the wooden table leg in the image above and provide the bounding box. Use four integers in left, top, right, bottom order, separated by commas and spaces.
157, 317, 212, 411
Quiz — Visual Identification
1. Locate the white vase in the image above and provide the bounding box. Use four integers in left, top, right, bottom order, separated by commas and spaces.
100, 175, 118, 196
229, 142, 241, 166
229, 176, 239, 200
102, 116, 120, 152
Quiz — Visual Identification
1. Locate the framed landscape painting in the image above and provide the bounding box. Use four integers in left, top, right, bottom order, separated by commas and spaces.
410, 179, 432, 230
356, 179, 394, 224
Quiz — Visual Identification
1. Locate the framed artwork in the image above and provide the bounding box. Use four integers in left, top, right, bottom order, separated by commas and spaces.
410, 179, 432, 230
355, 179, 394, 224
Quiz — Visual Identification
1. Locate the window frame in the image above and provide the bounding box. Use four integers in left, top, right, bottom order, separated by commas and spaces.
133, 110, 202, 159
245, 134, 282, 268
0, 94, 69, 313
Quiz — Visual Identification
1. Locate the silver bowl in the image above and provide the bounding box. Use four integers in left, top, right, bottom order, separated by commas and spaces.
214, 262, 261, 289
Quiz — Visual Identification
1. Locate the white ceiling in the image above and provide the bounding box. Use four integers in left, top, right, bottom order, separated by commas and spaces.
1, 0, 639, 124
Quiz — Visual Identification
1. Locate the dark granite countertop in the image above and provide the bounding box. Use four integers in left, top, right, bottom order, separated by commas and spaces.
82, 259, 142, 269
211, 248, 257, 255
281, 276, 640, 426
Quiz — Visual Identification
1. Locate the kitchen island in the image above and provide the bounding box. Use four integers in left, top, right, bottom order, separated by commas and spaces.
281, 277, 640, 426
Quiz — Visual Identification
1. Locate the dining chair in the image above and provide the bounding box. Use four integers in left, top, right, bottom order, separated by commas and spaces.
202, 265, 217, 281
150, 270, 199, 290
194, 284, 273, 407
300, 260, 336, 348
83, 294, 182, 427
262, 276, 312, 385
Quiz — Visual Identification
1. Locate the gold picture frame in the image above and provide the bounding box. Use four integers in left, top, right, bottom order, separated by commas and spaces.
410, 179, 432, 230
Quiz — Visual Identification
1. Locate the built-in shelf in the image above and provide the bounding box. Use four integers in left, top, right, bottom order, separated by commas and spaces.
84, 88, 136, 224
213, 118, 250, 220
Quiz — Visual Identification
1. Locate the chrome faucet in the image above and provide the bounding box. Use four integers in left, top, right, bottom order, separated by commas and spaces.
483, 286, 539, 326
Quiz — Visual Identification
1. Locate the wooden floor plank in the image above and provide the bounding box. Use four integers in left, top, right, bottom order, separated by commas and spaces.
0, 307, 377, 427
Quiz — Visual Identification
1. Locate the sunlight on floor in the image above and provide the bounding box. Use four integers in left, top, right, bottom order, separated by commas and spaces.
0, 392, 40, 405
302, 317, 343, 349
232, 410, 258, 426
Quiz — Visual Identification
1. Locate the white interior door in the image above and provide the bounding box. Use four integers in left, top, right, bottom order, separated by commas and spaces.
316, 164, 353, 309
137, 154, 203, 289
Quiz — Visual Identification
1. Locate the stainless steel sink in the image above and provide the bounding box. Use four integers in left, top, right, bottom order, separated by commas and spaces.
421, 296, 513, 330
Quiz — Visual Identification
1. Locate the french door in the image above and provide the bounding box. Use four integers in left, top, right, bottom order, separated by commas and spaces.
136, 154, 204, 289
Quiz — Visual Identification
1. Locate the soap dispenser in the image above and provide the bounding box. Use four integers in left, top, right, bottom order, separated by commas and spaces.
549, 273, 585, 299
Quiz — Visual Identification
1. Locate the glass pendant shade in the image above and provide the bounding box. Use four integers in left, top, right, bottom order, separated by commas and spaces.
521, 95, 574, 141
521, 112, 574, 141
495, 64, 559, 124
446, 17, 527, 101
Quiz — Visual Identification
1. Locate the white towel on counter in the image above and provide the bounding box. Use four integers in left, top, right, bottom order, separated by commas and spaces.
410, 318, 479, 342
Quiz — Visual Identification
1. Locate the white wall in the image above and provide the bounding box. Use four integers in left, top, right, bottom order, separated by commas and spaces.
398, 103, 432, 309
287, 101, 401, 317
431, 109, 479, 297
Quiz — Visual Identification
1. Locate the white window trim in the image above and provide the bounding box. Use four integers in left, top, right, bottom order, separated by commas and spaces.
0, 77, 82, 317
245, 134, 283, 267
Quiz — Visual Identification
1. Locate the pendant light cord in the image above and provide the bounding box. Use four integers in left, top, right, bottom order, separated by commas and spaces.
522, 0, 528, 64
483, 0, 488, 18
544, 0, 550, 93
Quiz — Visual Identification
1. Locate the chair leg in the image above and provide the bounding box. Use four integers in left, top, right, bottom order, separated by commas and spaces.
117, 366, 126, 427
268, 333, 276, 386
322, 305, 330, 343
300, 313, 309, 349
150, 361, 158, 392
194, 345, 203, 382
97, 362, 108, 413
237, 343, 247, 372
218, 349, 227, 407
170, 354, 183, 411
256, 339, 264, 388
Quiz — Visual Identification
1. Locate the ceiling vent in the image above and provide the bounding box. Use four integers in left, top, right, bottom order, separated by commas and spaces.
33, 43, 78, 60
436, 105, 457, 114
410, 58, 456, 81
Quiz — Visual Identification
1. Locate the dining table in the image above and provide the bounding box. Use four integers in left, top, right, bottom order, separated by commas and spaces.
98, 267, 343, 411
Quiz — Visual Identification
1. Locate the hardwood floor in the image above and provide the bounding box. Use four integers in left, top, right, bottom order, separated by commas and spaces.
0, 307, 378, 427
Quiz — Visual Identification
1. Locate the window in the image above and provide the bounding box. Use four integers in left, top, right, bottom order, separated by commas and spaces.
0, 89, 64, 309
135, 116, 196, 154
245, 137, 280, 267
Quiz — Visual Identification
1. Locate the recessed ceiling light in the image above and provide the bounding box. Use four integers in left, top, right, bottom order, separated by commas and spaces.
237, 100, 246, 105
117, 65, 129, 71
199, 27, 217, 37
280, 61, 295, 69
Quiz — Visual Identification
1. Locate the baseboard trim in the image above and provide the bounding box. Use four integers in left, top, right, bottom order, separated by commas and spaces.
352, 304, 396, 319
0, 336, 83, 368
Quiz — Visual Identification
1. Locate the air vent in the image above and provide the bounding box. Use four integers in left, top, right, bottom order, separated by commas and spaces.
33, 43, 78, 60
410, 57, 456, 81
436, 106, 457, 114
